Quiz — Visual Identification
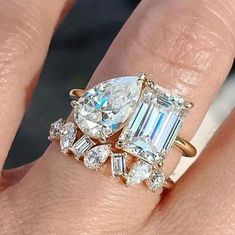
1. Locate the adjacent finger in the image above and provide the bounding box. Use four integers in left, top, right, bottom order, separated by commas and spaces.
0, 161, 35, 191
10, 0, 235, 233
147, 109, 235, 235
0, 0, 74, 170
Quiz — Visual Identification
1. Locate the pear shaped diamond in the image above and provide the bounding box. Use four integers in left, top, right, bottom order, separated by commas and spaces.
84, 145, 110, 170
60, 122, 77, 153
126, 161, 152, 186
49, 118, 64, 140
74, 76, 142, 139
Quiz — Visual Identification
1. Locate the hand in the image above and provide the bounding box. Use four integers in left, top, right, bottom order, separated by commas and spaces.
0, 0, 234, 234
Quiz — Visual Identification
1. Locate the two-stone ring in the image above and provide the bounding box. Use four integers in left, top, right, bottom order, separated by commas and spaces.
49, 73, 197, 192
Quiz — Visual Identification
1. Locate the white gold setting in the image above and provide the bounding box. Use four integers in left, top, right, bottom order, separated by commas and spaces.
49, 74, 195, 192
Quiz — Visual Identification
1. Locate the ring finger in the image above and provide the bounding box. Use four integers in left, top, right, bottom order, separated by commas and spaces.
10, 0, 235, 234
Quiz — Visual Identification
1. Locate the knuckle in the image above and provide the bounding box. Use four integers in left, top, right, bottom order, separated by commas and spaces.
0, 1, 46, 90
125, 0, 235, 95
0, 3, 41, 64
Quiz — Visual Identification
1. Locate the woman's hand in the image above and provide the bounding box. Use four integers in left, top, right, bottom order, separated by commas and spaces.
0, 0, 235, 234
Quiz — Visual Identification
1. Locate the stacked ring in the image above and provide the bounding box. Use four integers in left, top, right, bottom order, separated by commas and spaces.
49, 74, 196, 192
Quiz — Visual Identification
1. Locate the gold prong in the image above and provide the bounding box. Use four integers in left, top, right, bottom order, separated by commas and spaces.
146, 79, 155, 89
138, 73, 148, 83
157, 161, 163, 168
71, 100, 78, 108
115, 140, 124, 149
99, 133, 106, 143
185, 101, 194, 109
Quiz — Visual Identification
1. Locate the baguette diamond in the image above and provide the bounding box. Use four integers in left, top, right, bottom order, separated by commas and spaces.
111, 153, 126, 177
70, 135, 94, 159
60, 122, 77, 153
119, 87, 186, 165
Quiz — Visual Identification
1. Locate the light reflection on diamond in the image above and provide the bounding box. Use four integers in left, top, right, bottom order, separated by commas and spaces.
119, 87, 187, 165
74, 76, 142, 139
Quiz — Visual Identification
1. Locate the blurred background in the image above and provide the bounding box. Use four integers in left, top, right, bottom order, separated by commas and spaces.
4, 0, 235, 177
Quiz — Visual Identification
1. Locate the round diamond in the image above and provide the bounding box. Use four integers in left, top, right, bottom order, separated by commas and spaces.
84, 145, 110, 170
146, 170, 166, 191
74, 76, 142, 139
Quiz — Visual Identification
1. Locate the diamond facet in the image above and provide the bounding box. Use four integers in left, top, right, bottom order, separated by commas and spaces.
49, 118, 64, 140
146, 169, 166, 191
84, 145, 110, 170
60, 122, 77, 153
119, 87, 186, 165
111, 153, 126, 177
126, 161, 152, 186
74, 76, 142, 139
70, 135, 94, 160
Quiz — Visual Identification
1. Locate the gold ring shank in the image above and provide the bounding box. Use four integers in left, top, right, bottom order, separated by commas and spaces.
69, 89, 85, 100
174, 136, 197, 158
164, 178, 175, 190
69, 89, 197, 158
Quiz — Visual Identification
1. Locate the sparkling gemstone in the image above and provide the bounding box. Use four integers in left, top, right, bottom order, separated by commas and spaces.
74, 76, 142, 139
119, 87, 186, 165
126, 161, 152, 186
49, 118, 64, 139
146, 169, 166, 191
60, 122, 77, 153
70, 135, 94, 160
84, 145, 110, 170
111, 153, 126, 177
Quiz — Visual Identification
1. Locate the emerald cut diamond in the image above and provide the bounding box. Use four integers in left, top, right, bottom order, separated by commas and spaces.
74, 76, 142, 139
119, 87, 187, 165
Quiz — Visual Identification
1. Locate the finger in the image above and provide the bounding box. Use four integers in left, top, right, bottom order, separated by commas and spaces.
147, 109, 235, 235
0, 0, 74, 170
10, 0, 235, 233
0, 161, 35, 191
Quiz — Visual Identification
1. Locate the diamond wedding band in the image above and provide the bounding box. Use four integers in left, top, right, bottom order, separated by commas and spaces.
49, 74, 196, 192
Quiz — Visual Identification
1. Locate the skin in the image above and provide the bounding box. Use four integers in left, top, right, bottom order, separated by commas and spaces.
0, 0, 234, 234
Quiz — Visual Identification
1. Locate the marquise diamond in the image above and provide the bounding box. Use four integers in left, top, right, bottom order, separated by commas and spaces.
84, 145, 110, 170
60, 122, 77, 153
74, 76, 142, 139
126, 161, 152, 186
